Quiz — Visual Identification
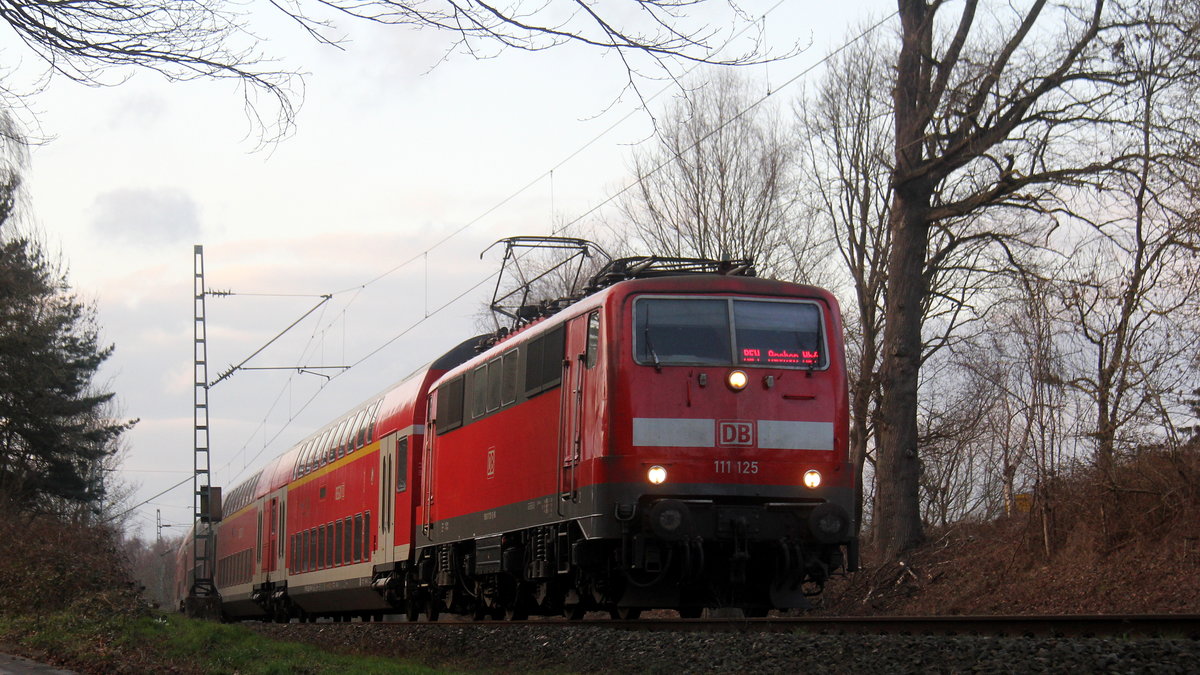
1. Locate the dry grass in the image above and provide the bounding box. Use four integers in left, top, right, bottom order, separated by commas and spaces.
819, 443, 1200, 616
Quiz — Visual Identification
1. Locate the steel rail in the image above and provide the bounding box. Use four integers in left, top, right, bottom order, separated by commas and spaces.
350, 614, 1200, 639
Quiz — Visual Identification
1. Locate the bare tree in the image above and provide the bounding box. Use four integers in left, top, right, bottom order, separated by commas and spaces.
875, 0, 1147, 559
619, 70, 809, 279
0, 1, 772, 140
916, 352, 997, 527
795, 25, 893, 531
1055, 1, 1200, 479
797, 19, 1029, 544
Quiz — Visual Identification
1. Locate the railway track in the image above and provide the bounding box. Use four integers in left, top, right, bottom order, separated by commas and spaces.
576, 614, 1200, 638
326, 613, 1200, 638
251, 613, 1200, 672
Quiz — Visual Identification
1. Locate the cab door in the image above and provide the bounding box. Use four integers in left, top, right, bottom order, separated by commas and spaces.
559, 310, 601, 510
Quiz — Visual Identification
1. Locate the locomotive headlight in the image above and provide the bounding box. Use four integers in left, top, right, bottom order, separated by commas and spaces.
803, 469, 822, 489
647, 465, 668, 485
727, 369, 748, 391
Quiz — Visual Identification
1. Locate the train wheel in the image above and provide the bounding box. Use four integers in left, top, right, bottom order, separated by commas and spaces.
426, 597, 442, 622
504, 603, 530, 621
609, 607, 641, 620
404, 601, 420, 622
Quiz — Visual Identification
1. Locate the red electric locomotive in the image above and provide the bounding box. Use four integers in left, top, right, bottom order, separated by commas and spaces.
176, 252, 857, 621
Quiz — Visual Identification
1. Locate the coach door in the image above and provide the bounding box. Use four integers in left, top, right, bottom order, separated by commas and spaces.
377, 433, 397, 564
264, 497, 278, 575
559, 311, 601, 511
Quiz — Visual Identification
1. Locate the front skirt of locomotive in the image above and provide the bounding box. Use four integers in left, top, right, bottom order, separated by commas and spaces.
580, 484, 857, 611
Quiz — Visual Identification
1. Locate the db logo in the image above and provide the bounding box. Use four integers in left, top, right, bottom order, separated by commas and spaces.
717, 420, 755, 447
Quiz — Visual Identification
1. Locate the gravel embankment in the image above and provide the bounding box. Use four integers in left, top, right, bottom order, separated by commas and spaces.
248, 622, 1200, 673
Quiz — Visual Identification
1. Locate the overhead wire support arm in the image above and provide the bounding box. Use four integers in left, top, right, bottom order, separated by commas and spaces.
208, 294, 333, 388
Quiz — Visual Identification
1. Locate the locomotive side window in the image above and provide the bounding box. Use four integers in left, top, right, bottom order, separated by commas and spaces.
500, 349, 518, 405
585, 311, 601, 368
471, 364, 488, 419
524, 324, 565, 397
486, 357, 502, 412
435, 377, 465, 434
635, 299, 731, 365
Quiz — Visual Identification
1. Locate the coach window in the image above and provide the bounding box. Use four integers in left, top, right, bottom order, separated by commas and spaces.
343, 516, 353, 563
364, 512, 371, 554
500, 349, 518, 406
585, 311, 601, 369
354, 404, 371, 449
351, 514, 361, 562
302, 436, 315, 474
310, 430, 328, 472
347, 411, 366, 456
396, 437, 408, 493
309, 528, 318, 572
334, 519, 343, 566
325, 523, 334, 568
317, 525, 326, 569
256, 512, 263, 564
300, 439, 313, 475
330, 419, 349, 463
293, 441, 305, 479
364, 400, 381, 445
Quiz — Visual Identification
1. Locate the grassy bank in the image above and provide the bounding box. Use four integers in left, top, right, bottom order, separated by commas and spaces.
0, 507, 442, 674
0, 608, 441, 674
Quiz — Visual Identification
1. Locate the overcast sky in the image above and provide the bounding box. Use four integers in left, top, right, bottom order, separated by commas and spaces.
8, 1, 876, 540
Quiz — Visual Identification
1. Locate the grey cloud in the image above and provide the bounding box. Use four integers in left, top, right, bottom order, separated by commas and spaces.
90, 187, 201, 247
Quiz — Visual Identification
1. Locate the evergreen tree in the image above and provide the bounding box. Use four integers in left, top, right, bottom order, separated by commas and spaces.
0, 178, 134, 514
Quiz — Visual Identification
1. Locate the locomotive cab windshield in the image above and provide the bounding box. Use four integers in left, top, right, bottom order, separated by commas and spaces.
633, 296, 826, 369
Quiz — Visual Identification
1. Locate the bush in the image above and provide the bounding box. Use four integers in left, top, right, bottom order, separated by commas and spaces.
0, 503, 145, 619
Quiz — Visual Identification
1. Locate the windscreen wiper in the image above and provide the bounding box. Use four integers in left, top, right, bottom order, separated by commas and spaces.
644, 328, 662, 372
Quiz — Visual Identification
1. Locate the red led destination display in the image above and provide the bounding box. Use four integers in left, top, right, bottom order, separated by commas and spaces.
741, 347, 821, 366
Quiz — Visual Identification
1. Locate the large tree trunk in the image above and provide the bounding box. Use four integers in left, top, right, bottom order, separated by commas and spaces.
873, 185, 931, 558
872, 0, 933, 559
